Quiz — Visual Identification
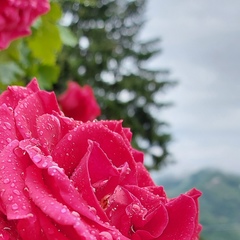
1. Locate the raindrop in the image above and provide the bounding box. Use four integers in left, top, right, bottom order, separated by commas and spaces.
72, 211, 80, 218
6, 138, 11, 143
3, 178, 10, 184
67, 134, 73, 141
13, 189, 20, 195
61, 208, 67, 213
4, 122, 12, 130
42, 162, 48, 168
99, 231, 113, 240
32, 154, 42, 163
11, 203, 18, 210
8, 196, 13, 201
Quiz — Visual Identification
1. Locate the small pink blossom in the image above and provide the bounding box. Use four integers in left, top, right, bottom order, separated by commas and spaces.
58, 81, 101, 122
0, 0, 50, 50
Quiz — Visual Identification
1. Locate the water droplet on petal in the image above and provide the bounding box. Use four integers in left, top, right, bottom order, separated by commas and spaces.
99, 231, 113, 240
32, 154, 42, 163
8, 196, 13, 201
67, 134, 73, 141
61, 208, 67, 213
11, 203, 18, 210
4, 122, 12, 130
13, 189, 20, 195
3, 178, 10, 184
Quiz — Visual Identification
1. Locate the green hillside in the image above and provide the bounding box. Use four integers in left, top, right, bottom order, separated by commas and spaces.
155, 169, 240, 240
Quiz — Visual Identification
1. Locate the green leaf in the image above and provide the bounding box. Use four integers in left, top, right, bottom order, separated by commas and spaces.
36, 65, 60, 89
58, 25, 78, 47
26, 2, 63, 65
0, 62, 24, 85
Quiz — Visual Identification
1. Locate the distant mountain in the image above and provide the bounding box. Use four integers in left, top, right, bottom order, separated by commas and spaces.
155, 169, 240, 240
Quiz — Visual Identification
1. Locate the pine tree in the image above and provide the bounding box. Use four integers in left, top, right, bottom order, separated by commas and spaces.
56, 0, 175, 170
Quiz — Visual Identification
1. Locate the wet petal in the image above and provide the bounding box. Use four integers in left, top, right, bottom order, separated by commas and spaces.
25, 165, 78, 226
123, 185, 168, 238
0, 104, 17, 151
17, 213, 46, 240
136, 162, 155, 187
19, 139, 56, 169
0, 140, 32, 220
0, 78, 39, 109
14, 90, 61, 139
158, 193, 200, 240
53, 121, 137, 176
70, 142, 109, 222
36, 114, 61, 154
0, 212, 19, 239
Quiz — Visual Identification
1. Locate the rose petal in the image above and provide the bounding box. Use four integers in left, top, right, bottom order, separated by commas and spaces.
0, 140, 32, 220
0, 104, 17, 151
47, 164, 102, 222
17, 214, 46, 240
0, 79, 39, 109
70, 142, 110, 222
136, 162, 155, 187
58, 81, 100, 122
0, 212, 19, 239
53, 121, 137, 176
99, 121, 143, 163
19, 139, 56, 169
158, 192, 201, 240
36, 114, 62, 154
14, 90, 61, 139
123, 185, 168, 238
25, 165, 78, 226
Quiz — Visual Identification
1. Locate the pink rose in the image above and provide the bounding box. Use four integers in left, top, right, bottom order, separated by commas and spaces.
58, 81, 101, 122
0, 0, 50, 50
0, 79, 201, 239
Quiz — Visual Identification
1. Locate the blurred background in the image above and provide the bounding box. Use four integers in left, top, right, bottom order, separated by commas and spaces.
144, 0, 240, 178
1, 0, 239, 239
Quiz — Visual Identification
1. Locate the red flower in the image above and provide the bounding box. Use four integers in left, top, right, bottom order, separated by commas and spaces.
0, 0, 50, 50
0, 79, 201, 239
58, 81, 101, 122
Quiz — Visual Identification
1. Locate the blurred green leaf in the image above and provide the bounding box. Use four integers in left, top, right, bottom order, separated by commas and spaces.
26, 2, 63, 65
58, 25, 78, 47
37, 65, 60, 89
0, 62, 24, 85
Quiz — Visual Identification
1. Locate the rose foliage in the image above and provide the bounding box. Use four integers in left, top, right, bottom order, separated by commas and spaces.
0, 0, 50, 50
0, 79, 201, 239
58, 81, 101, 122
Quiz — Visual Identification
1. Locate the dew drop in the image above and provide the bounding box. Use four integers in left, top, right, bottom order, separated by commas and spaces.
8, 196, 13, 201
67, 134, 73, 141
11, 203, 18, 210
99, 231, 113, 240
72, 211, 80, 218
32, 154, 42, 163
42, 162, 48, 168
61, 208, 67, 213
3, 178, 10, 184
4, 122, 12, 130
13, 189, 20, 195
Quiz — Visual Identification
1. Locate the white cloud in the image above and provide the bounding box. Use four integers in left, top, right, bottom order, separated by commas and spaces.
142, 0, 240, 175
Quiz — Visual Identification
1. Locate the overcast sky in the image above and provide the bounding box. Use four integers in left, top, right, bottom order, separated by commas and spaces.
141, 0, 240, 177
